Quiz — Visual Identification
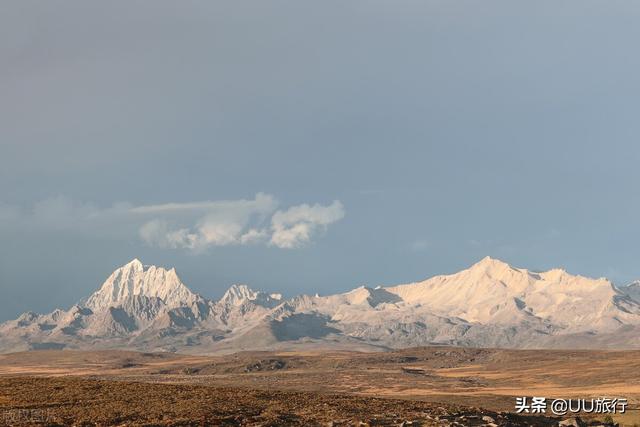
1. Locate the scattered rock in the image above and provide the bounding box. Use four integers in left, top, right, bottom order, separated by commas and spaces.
244, 358, 287, 372
181, 367, 199, 375
401, 367, 428, 375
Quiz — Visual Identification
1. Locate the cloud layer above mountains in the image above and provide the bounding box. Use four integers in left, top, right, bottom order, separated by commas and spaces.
0, 194, 345, 251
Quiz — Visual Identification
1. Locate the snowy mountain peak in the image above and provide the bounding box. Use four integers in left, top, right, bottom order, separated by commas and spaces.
218, 284, 282, 308
123, 258, 144, 270
220, 284, 258, 304
84, 260, 197, 311
5, 256, 640, 353
476, 255, 502, 265
468, 256, 516, 275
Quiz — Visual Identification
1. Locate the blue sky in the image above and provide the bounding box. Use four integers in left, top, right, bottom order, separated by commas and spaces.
2, 1, 640, 320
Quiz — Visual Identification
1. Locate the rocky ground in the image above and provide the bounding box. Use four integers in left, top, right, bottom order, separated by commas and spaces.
0, 376, 562, 426
0, 347, 633, 426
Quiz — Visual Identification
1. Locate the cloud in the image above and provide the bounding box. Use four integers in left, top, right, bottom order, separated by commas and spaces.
139, 195, 344, 251
270, 200, 345, 249
0, 196, 130, 236
137, 193, 278, 251
239, 228, 269, 245
139, 220, 195, 249
0, 194, 344, 252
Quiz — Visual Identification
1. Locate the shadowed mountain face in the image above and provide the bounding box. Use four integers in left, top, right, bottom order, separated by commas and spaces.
2, 257, 640, 354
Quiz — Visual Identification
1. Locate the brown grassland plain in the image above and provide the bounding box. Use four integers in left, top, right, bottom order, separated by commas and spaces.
0, 347, 637, 426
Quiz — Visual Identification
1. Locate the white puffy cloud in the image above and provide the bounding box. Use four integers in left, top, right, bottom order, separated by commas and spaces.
137, 193, 278, 251
239, 228, 269, 245
0, 194, 344, 251
139, 196, 344, 251
270, 200, 345, 249
138, 220, 196, 249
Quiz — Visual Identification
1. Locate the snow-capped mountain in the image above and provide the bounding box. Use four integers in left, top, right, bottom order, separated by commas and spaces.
621, 280, 640, 303
84, 259, 199, 311
2, 257, 640, 353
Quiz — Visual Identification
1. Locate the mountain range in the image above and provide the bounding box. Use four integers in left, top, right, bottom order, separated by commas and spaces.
2, 257, 640, 353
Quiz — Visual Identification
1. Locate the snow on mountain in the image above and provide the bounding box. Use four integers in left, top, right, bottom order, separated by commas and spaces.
384, 256, 640, 333
84, 259, 198, 311
217, 284, 282, 308
621, 280, 640, 303
2, 257, 640, 353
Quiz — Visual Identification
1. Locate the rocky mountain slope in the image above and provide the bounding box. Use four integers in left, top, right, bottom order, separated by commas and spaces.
2, 257, 640, 353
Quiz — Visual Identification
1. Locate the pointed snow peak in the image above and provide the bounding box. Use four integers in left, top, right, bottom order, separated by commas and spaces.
468, 256, 515, 276
220, 284, 260, 306
227, 283, 254, 294
84, 260, 197, 311
121, 258, 161, 273
343, 285, 372, 301
474, 256, 509, 268
218, 284, 282, 308
124, 258, 144, 270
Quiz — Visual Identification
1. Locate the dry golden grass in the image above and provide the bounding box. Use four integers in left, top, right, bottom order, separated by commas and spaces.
0, 347, 637, 425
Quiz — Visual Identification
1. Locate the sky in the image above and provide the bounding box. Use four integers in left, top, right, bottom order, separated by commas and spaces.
2, 1, 640, 321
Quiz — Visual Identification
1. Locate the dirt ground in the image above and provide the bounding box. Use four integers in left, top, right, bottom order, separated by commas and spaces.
0, 346, 636, 426
0, 376, 564, 426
